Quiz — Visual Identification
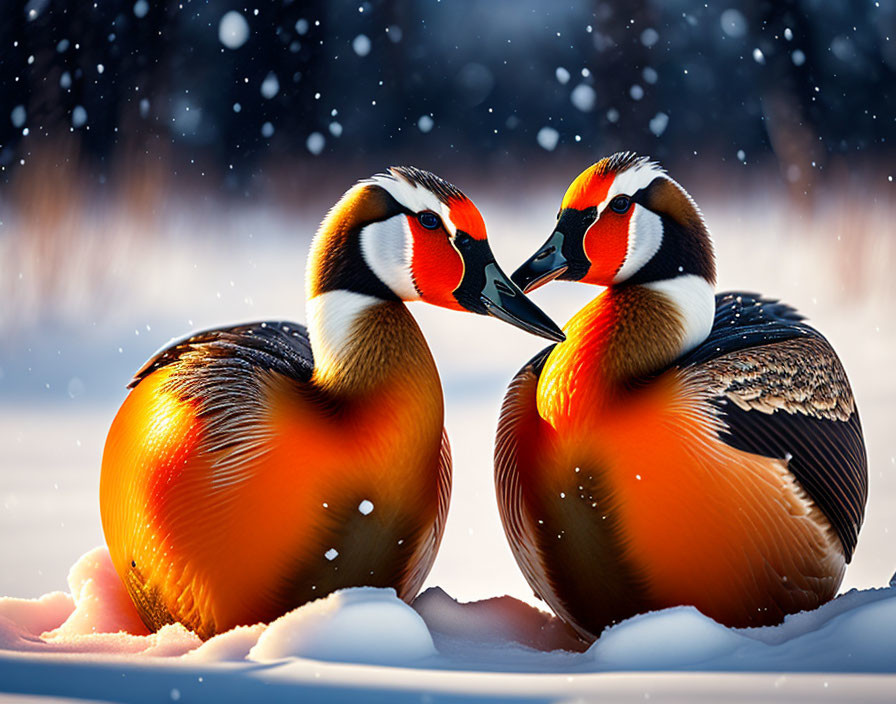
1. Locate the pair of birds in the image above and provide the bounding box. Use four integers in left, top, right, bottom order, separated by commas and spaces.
100, 154, 867, 643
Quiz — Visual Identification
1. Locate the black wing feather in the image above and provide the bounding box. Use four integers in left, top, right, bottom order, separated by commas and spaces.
677, 292, 868, 561
713, 397, 866, 560
129, 320, 314, 389
676, 291, 820, 369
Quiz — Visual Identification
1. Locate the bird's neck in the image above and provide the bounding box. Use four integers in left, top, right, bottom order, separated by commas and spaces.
305, 289, 440, 398
538, 275, 715, 417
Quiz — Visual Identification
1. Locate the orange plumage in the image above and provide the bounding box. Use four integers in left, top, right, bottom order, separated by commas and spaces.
101, 166, 563, 638
498, 153, 866, 641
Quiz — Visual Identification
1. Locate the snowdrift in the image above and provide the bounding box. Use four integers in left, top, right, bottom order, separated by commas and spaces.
1, 547, 894, 669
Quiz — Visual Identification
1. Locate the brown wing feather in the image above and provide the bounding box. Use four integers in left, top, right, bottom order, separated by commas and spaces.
494, 349, 555, 603
401, 428, 452, 600
686, 336, 868, 560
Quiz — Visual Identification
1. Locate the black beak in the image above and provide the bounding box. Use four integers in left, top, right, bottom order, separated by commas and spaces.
511, 230, 570, 293
452, 235, 565, 342
479, 262, 566, 342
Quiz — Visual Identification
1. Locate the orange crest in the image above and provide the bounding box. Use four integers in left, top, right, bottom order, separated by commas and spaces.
560, 162, 634, 286
560, 162, 615, 212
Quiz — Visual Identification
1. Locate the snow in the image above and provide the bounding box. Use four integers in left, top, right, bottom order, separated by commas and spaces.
793, 49, 806, 66
536, 126, 559, 151
71, 106, 87, 129
386, 25, 402, 43
133, 0, 148, 19
260, 72, 279, 100
417, 115, 434, 133
555, 67, 570, 85
640, 28, 659, 47
352, 34, 371, 57
720, 9, 747, 38
629, 84, 644, 100
25, 0, 48, 22
753, 47, 766, 64
251, 588, 436, 665
306, 132, 325, 155
0, 547, 894, 701
570, 84, 595, 112
10, 105, 26, 129
649, 112, 669, 137
358, 499, 374, 515
218, 11, 249, 50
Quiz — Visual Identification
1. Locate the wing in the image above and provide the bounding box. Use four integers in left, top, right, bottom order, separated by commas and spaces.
402, 429, 453, 600
130, 320, 314, 389
129, 321, 316, 490
495, 345, 556, 601
677, 293, 868, 561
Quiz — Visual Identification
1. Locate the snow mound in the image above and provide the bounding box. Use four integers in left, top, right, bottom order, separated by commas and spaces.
184, 623, 266, 662
0, 591, 73, 635
590, 606, 751, 669
250, 587, 436, 665
589, 587, 896, 672
0, 547, 198, 655
45, 546, 149, 639
1, 547, 895, 675
413, 587, 584, 652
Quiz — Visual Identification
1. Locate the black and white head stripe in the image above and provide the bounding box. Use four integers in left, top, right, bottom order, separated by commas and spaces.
363, 167, 463, 236
386, 166, 464, 204
592, 151, 656, 178
581, 154, 713, 287
355, 167, 465, 302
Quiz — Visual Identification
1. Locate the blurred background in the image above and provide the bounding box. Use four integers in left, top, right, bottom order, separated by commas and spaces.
1, 1, 894, 605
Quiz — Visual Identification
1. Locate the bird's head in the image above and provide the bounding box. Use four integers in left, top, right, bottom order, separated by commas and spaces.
512, 152, 716, 293
307, 166, 564, 342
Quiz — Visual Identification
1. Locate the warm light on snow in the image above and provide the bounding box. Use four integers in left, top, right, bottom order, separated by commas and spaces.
251, 588, 436, 665
1, 547, 894, 674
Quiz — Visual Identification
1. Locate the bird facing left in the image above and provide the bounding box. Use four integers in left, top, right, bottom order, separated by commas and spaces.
100, 166, 564, 639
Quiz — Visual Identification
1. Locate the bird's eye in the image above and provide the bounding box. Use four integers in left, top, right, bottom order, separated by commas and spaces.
609, 196, 631, 214
418, 211, 442, 230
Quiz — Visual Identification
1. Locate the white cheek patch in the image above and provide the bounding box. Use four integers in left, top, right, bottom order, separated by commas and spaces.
359, 216, 420, 301
613, 205, 663, 283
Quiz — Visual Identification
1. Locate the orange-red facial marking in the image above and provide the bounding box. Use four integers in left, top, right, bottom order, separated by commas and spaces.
408, 213, 465, 310
582, 209, 633, 286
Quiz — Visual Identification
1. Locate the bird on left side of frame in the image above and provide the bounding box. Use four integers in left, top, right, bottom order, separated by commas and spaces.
100, 166, 564, 639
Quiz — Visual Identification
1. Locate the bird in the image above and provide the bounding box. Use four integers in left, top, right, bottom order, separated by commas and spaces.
100, 166, 564, 639
496, 152, 867, 642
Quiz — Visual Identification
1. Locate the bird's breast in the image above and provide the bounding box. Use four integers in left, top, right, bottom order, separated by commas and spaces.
525, 364, 843, 629
101, 360, 446, 637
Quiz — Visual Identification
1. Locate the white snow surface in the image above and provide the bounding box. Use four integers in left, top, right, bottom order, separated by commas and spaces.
0, 547, 894, 701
